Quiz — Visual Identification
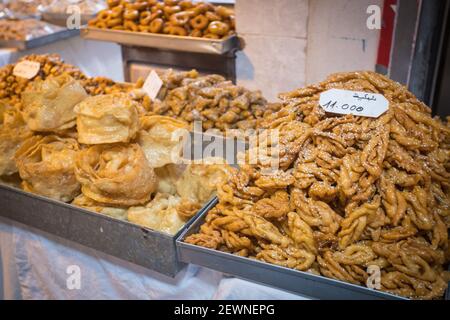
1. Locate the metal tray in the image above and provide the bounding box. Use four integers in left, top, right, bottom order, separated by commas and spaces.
42, 12, 96, 27
0, 183, 213, 277
0, 28, 79, 50
177, 198, 450, 300
81, 26, 239, 54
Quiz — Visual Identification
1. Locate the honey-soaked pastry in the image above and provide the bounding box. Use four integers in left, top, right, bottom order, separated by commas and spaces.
128, 193, 185, 235
0, 107, 33, 176
186, 71, 450, 299
176, 161, 231, 203
15, 135, 80, 202
74, 143, 157, 206
74, 93, 139, 144
138, 115, 189, 168
21, 74, 88, 132
72, 194, 127, 220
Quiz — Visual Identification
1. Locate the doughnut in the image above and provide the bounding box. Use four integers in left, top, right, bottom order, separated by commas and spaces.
164, 0, 179, 6
95, 21, 108, 29
152, 2, 165, 12
165, 25, 188, 36
150, 9, 163, 21
179, 0, 194, 10
169, 11, 191, 26
189, 14, 208, 30
97, 10, 111, 21
107, 0, 120, 9
205, 11, 222, 22
215, 6, 233, 19
207, 21, 229, 36
189, 29, 203, 37
124, 9, 139, 20
203, 33, 220, 39
133, 0, 149, 11
110, 5, 124, 18
106, 18, 123, 28
140, 11, 152, 25
124, 20, 139, 32
88, 18, 98, 26
163, 5, 181, 19
138, 25, 151, 32
112, 25, 125, 30
149, 18, 164, 33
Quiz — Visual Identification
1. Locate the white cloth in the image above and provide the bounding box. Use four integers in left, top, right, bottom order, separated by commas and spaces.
0, 217, 307, 300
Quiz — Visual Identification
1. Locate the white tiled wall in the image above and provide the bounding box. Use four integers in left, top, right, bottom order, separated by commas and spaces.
235, 0, 309, 101
235, 0, 383, 101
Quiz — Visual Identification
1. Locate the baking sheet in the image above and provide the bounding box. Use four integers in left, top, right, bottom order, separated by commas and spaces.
177, 198, 450, 300
0, 28, 79, 50
81, 26, 239, 54
0, 183, 214, 277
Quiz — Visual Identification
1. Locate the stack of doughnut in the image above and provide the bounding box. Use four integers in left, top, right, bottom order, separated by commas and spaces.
88, 0, 235, 39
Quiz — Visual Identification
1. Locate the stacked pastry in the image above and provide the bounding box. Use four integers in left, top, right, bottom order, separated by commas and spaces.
0, 57, 231, 235
186, 71, 450, 299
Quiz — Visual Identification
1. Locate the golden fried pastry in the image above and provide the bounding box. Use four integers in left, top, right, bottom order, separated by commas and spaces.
74, 93, 139, 144
176, 161, 230, 203
154, 163, 186, 194
186, 71, 450, 299
128, 193, 185, 235
138, 115, 189, 168
75, 143, 157, 206
0, 107, 33, 176
21, 74, 87, 132
72, 194, 127, 220
15, 135, 80, 202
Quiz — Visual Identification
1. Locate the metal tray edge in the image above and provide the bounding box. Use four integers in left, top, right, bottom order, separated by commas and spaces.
81, 26, 238, 54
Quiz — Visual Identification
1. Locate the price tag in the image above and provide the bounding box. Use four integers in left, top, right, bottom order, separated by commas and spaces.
13, 60, 40, 79
143, 70, 163, 100
319, 89, 389, 118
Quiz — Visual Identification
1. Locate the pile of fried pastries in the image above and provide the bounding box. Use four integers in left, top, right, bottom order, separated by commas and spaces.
147, 68, 278, 130
186, 71, 450, 299
0, 19, 65, 41
0, 55, 232, 235
89, 0, 235, 39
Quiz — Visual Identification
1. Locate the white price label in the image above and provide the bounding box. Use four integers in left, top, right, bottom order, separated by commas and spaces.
143, 70, 163, 100
319, 89, 389, 118
13, 60, 40, 79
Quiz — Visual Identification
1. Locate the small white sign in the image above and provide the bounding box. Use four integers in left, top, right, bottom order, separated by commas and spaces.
13, 60, 40, 79
143, 70, 163, 100
319, 89, 389, 118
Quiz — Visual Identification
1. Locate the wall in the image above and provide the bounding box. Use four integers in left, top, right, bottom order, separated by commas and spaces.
235, 0, 383, 101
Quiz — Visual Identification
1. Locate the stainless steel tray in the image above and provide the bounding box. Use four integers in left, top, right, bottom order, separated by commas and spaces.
81, 26, 239, 54
42, 12, 96, 27
177, 198, 450, 300
0, 184, 213, 277
0, 28, 79, 50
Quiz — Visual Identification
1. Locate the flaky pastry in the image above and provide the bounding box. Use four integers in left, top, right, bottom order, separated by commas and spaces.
15, 135, 80, 202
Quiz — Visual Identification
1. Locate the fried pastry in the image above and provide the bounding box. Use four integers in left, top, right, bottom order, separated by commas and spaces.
75, 143, 157, 206
128, 193, 185, 235
74, 93, 139, 144
15, 135, 80, 202
138, 115, 189, 168
21, 74, 87, 132
186, 71, 450, 299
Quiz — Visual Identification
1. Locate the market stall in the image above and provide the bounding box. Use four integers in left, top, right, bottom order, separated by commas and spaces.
0, 0, 449, 302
